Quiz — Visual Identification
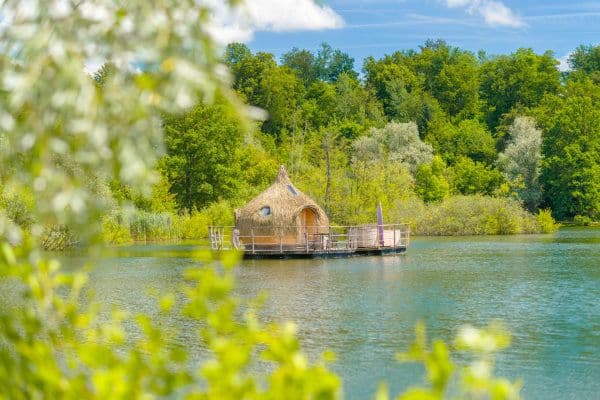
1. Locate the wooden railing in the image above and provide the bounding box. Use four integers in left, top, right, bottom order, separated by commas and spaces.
208, 224, 410, 255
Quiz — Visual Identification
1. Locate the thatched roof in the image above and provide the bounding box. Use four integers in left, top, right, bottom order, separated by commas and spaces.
235, 165, 329, 234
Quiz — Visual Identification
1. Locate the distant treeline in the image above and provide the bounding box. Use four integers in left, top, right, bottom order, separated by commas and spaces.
46, 41, 600, 242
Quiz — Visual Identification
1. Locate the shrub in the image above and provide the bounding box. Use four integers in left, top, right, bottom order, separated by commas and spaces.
41, 226, 78, 250
573, 214, 593, 226
177, 211, 211, 240
415, 156, 450, 203
0, 193, 35, 229
537, 209, 559, 233
393, 195, 554, 235
101, 218, 133, 245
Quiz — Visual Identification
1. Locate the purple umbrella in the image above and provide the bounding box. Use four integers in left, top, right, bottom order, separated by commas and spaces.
377, 202, 384, 247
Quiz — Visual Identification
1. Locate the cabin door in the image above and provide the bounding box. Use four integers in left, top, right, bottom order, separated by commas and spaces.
298, 207, 317, 244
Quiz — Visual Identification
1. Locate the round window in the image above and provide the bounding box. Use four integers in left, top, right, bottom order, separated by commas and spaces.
259, 206, 271, 217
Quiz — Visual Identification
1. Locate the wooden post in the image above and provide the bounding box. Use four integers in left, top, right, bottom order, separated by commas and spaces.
279, 229, 283, 254
393, 226, 396, 250
251, 228, 255, 255
305, 230, 309, 253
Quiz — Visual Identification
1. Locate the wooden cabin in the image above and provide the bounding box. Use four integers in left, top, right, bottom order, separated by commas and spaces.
233, 165, 329, 249
209, 165, 410, 258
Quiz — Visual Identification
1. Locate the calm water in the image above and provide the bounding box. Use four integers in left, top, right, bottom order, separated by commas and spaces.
66, 228, 600, 399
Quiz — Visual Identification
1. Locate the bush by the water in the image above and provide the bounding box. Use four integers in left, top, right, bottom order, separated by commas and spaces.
101, 200, 235, 244
101, 196, 557, 244
391, 195, 558, 236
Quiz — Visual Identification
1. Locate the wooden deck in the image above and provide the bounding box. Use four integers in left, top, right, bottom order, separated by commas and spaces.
208, 224, 410, 259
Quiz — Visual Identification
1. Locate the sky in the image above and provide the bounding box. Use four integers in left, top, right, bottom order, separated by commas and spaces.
208, 0, 600, 71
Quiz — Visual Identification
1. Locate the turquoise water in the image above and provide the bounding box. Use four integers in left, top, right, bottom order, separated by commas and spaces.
70, 228, 600, 399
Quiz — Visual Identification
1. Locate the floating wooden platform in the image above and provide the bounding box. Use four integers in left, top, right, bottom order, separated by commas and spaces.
209, 224, 410, 260
241, 246, 407, 259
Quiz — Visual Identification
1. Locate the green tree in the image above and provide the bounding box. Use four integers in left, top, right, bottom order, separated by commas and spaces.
432, 51, 481, 119
333, 72, 385, 128
161, 96, 245, 211
353, 121, 433, 173
258, 64, 305, 137
414, 40, 481, 119
449, 156, 504, 196
568, 44, 600, 83
282, 47, 319, 87
315, 42, 357, 82
415, 156, 450, 202
224, 45, 278, 106
363, 53, 442, 132
498, 117, 543, 211
480, 48, 560, 130
535, 79, 600, 220
426, 118, 496, 165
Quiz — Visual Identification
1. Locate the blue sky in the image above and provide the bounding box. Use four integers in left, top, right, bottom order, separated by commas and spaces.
231, 0, 600, 71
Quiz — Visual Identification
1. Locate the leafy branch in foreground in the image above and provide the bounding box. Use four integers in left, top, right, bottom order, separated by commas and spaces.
0, 244, 340, 399
376, 322, 521, 400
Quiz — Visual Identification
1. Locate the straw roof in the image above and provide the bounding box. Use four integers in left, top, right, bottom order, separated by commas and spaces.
234, 165, 329, 234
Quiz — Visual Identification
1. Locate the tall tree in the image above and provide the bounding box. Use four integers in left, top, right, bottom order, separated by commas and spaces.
160, 96, 245, 211
415, 156, 450, 203
316, 43, 357, 82
353, 122, 433, 173
281, 47, 319, 87
535, 79, 600, 220
480, 48, 560, 130
497, 117, 543, 211
425, 118, 496, 165
258, 65, 305, 137
568, 44, 600, 83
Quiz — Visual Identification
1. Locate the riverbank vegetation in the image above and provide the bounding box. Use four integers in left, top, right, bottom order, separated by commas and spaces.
103, 41, 600, 243
99, 39, 600, 242
8, 39, 600, 244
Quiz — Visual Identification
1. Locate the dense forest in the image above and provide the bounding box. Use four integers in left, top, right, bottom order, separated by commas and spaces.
100, 40, 600, 241
5, 40, 600, 244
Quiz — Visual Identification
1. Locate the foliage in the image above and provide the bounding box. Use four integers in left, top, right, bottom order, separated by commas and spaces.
497, 117, 543, 211
449, 156, 504, 196
353, 122, 433, 173
536, 209, 559, 233
101, 218, 133, 245
392, 195, 554, 236
415, 156, 450, 203
101, 200, 236, 244
534, 79, 600, 221
568, 44, 600, 83
160, 96, 247, 212
1, 242, 342, 398
376, 322, 521, 400
216, 39, 600, 225
480, 48, 560, 129
281, 47, 319, 87
573, 215, 595, 226
426, 118, 497, 165
315, 42, 358, 82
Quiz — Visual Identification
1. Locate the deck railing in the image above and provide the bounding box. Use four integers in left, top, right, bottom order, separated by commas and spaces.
208, 224, 410, 255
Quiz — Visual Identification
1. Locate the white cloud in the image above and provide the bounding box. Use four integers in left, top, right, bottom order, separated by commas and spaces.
443, 0, 525, 27
205, 0, 345, 44
557, 53, 572, 72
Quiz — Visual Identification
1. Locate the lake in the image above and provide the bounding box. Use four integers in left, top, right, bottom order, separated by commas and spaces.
69, 227, 600, 399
